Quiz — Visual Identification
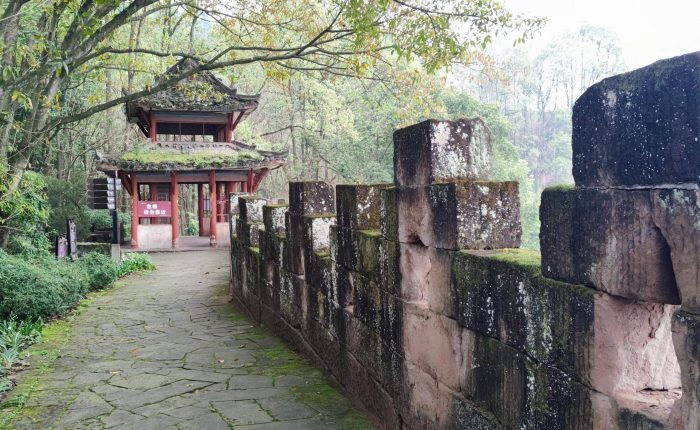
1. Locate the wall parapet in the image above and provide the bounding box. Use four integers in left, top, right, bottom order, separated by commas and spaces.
229, 52, 700, 429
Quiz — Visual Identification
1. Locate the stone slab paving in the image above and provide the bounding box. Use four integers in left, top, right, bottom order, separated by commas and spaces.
1, 251, 374, 430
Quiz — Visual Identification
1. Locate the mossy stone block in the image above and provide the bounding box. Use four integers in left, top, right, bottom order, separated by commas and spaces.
451, 249, 595, 376
289, 181, 335, 216
394, 118, 492, 186
336, 184, 390, 230
573, 52, 700, 187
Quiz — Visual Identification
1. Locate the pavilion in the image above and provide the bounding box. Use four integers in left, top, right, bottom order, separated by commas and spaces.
97, 59, 286, 250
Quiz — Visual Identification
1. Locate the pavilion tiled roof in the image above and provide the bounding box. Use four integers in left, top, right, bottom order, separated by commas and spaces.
125, 58, 260, 117
97, 140, 287, 172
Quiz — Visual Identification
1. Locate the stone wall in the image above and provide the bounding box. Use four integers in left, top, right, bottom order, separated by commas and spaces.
229, 53, 699, 429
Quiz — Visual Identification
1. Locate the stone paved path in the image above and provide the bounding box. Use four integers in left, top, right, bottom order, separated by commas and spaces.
1, 251, 374, 430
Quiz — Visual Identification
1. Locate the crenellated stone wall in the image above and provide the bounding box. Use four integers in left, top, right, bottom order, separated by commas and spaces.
229, 53, 700, 429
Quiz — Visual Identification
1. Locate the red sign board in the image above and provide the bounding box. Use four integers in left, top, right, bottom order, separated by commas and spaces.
138, 201, 171, 218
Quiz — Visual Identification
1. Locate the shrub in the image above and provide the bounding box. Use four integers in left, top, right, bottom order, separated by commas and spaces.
118, 253, 155, 277
75, 252, 118, 290
0, 251, 89, 321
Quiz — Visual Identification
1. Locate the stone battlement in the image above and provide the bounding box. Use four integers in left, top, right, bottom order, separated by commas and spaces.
228, 53, 700, 429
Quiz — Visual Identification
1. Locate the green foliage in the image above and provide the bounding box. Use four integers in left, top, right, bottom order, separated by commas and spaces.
0, 251, 89, 321
117, 253, 155, 277
45, 172, 91, 241
0, 319, 44, 393
0, 250, 124, 321
184, 212, 199, 236
0, 170, 50, 257
88, 209, 113, 231
75, 252, 119, 290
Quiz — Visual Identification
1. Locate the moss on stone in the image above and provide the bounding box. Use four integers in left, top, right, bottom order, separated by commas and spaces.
543, 184, 576, 193
487, 248, 541, 269
117, 149, 263, 169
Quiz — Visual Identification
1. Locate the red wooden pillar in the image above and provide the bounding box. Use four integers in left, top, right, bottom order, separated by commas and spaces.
224, 182, 231, 221
197, 184, 204, 237
225, 113, 233, 143
150, 183, 158, 224
130, 173, 139, 249
209, 171, 217, 247
247, 169, 254, 195
241, 181, 248, 194
171, 172, 179, 248
148, 111, 157, 142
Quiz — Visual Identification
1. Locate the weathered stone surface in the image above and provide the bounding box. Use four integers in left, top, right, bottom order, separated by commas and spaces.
402, 302, 462, 391
540, 186, 681, 304
239, 197, 267, 223
460, 329, 594, 430
671, 310, 700, 430
390, 181, 521, 250
336, 184, 389, 230
302, 214, 335, 253
451, 249, 594, 374
394, 118, 492, 186
591, 293, 680, 395
244, 222, 262, 247
453, 249, 681, 401
287, 213, 305, 275
262, 204, 288, 236
651, 188, 700, 313
289, 181, 335, 215
399, 242, 454, 317
573, 52, 700, 187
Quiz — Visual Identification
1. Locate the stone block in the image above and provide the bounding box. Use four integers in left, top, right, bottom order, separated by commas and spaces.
279, 272, 306, 329
402, 303, 462, 392
288, 181, 335, 215
452, 249, 681, 397
356, 230, 382, 280
399, 243, 455, 317
380, 186, 399, 241
239, 197, 266, 223
229, 192, 247, 215
540, 186, 681, 304
244, 222, 262, 247
573, 52, 700, 187
262, 204, 288, 236
672, 310, 700, 430
450, 394, 504, 430
352, 274, 382, 334
394, 118, 492, 186
378, 238, 400, 296
651, 189, 700, 313
451, 249, 594, 373
461, 330, 594, 430
287, 213, 305, 276
333, 226, 357, 270
302, 215, 335, 253
336, 184, 389, 230
393, 181, 521, 250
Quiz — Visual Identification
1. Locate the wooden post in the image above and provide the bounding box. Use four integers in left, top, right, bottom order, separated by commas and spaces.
148, 111, 157, 142
171, 172, 179, 248
197, 183, 204, 236
209, 171, 217, 247
247, 169, 254, 195
241, 181, 248, 194
226, 113, 233, 143
150, 183, 158, 224
130, 173, 138, 249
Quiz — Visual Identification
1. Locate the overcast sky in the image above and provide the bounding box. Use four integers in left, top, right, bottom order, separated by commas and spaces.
502, 0, 700, 70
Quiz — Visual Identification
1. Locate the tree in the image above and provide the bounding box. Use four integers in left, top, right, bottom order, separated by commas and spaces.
0, 0, 543, 246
